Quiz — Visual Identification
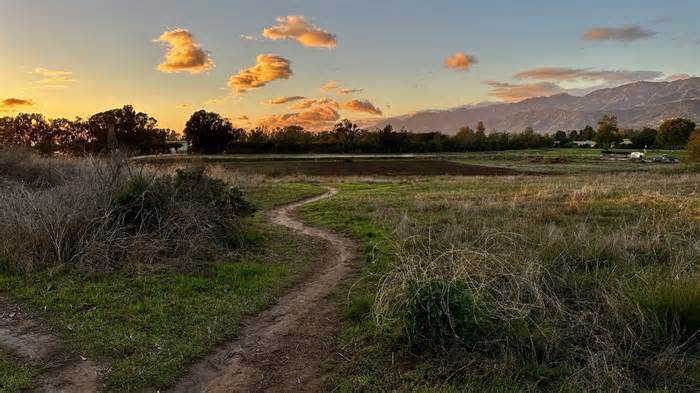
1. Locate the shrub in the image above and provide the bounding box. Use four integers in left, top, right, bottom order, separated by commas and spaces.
405, 279, 489, 349
0, 149, 254, 273
632, 279, 700, 340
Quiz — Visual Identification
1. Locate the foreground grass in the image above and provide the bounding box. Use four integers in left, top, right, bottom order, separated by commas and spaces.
0, 352, 33, 393
299, 173, 700, 391
0, 181, 325, 391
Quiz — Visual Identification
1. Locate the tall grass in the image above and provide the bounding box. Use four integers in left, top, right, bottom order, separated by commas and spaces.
371, 174, 700, 389
0, 148, 253, 273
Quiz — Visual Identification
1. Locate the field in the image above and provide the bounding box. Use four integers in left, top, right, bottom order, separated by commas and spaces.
1, 148, 699, 391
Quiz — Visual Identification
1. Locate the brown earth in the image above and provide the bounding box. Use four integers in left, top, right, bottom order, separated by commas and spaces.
172, 187, 355, 392
222, 159, 520, 177
0, 297, 105, 392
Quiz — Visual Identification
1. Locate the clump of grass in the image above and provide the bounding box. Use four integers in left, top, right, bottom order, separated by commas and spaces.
0, 148, 254, 273
631, 278, 700, 340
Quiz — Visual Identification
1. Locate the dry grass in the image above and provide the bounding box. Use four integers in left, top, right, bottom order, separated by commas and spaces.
0, 148, 252, 274
325, 172, 700, 390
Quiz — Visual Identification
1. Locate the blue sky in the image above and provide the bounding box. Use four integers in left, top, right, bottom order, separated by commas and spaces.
1, 0, 698, 130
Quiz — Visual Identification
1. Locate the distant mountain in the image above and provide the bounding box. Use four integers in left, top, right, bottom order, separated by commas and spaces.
372, 78, 700, 134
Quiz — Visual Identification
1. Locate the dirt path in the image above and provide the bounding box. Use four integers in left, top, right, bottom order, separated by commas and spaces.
173, 187, 356, 393
0, 298, 105, 392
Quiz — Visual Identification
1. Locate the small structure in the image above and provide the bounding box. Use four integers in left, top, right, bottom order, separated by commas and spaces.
573, 140, 597, 148
167, 140, 188, 154
629, 151, 645, 160
620, 138, 634, 147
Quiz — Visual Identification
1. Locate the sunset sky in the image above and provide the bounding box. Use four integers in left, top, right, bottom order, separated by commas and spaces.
1, 0, 699, 131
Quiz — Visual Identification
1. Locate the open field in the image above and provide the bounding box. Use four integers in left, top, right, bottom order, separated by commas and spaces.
1, 148, 699, 391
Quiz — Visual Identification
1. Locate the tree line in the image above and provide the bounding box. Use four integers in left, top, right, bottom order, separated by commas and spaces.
1, 106, 698, 156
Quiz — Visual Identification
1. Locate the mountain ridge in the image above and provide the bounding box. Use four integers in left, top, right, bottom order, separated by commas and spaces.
372, 78, 700, 134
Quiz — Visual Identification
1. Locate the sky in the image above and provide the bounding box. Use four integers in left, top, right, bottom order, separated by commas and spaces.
1, 0, 699, 131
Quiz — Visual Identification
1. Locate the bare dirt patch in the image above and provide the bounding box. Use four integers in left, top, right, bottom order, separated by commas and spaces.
0, 297, 106, 392
173, 187, 355, 392
223, 159, 520, 177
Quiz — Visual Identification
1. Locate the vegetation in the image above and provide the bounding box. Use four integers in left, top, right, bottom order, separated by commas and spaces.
4, 107, 697, 155
0, 147, 329, 390
299, 171, 700, 391
0, 106, 174, 155
688, 130, 700, 162
0, 352, 33, 393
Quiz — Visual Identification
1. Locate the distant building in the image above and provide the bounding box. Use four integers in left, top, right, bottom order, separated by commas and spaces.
620, 138, 634, 147
573, 140, 597, 148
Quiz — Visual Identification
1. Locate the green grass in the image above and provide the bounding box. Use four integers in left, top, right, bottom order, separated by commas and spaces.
0, 182, 326, 391
0, 352, 33, 393
298, 172, 700, 391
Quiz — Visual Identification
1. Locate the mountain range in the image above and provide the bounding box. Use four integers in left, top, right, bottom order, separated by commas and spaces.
372, 78, 700, 134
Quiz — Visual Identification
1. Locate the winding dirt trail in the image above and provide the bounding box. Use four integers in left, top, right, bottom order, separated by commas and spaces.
173, 187, 356, 392
0, 298, 105, 392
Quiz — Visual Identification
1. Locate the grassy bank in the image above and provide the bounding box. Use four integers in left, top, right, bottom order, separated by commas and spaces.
300, 172, 700, 391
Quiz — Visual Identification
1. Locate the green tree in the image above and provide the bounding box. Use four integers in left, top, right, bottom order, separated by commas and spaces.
184, 110, 241, 154
688, 130, 700, 162
630, 127, 657, 149
656, 118, 696, 148
595, 115, 621, 148
579, 125, 596, 141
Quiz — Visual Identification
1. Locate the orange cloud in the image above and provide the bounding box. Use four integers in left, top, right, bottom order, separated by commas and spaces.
515, 67, 661, 82
31, 67, 76, 88
342, 99, 382, 115
485, 81, 562, 102
338, 88, 363, 95
320, 80, 341, 92
291, 98, 338, 110
176, 103, 193, 109
154, 28, 214, 74
583, 25, 656, 41
445, 52, 477, 71
667, 73, 692, 81
0, 98, 34, 112
228, 54, 293, 93
263, 15, 337, 48
259, 100, 340, 130
264, 96, 306, 105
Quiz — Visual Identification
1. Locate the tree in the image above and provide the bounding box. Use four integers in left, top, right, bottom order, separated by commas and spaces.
554, 130, 568, 146
476, 121, 486, 134
579, 125, 596, 141
184, 110, 241, 154
688, 130, 700, 162
656, 118, 696, 149
595, 115, 621, 148
630, 127, 657, 149
88, 105, 167, 154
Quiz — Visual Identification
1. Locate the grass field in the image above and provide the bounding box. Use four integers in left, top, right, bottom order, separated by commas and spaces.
298, 170, 700, 390
1, 147, 698, 391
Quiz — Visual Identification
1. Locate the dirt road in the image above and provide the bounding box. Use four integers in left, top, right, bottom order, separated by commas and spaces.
173, 187, 355, 392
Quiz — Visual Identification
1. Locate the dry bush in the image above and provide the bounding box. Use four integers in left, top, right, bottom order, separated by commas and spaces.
0, 149, 253, 274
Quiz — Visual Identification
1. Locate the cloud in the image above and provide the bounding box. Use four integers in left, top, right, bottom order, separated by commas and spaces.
338, 88, 363, 95
320, 80, 341, 92
264, 96, 306, 105
0, 98, 34, 112
240, 34, 258, 41
31, 67, 76, 88
342, 99, 382, 115
444, 52, 478, 71
485, 81, 563, 102
153, 28, 214, 74
228, 54, 293, 93
515, 67, 662, 82
259, 100, 341, 130
291, 98, 338, 110
583, 25, 656, 42
176, 103, 193, 109
262, 15, 337, 48
666, 73, 693, 81
237, 115, 249, 121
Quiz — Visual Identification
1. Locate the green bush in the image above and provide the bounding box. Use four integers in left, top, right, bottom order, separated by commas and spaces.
632, 279, 700, 340
405, 279, 489, 349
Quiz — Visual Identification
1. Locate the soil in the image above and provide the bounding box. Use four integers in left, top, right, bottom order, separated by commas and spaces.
223, 159, 521, 177
0, 297, 105, 392
172, 187, 356, 392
